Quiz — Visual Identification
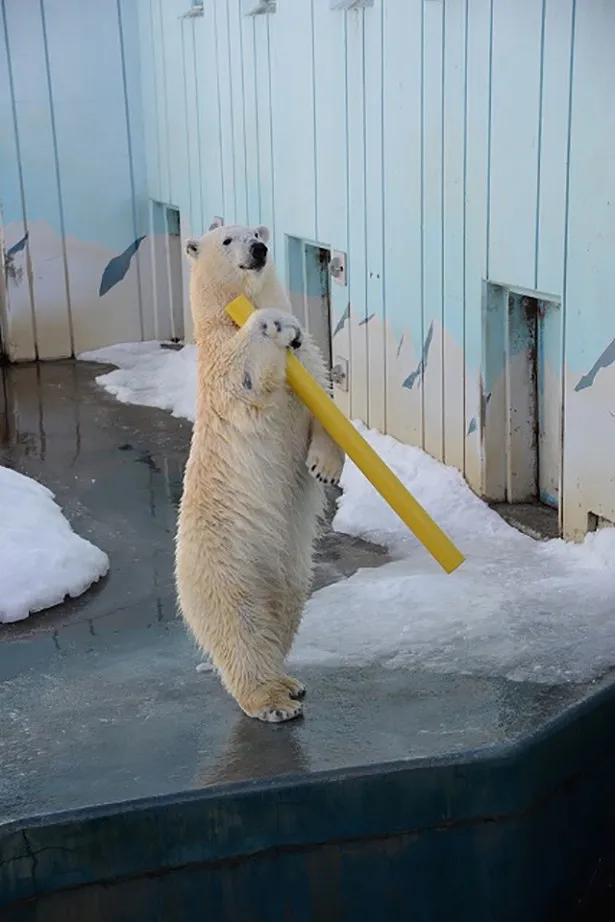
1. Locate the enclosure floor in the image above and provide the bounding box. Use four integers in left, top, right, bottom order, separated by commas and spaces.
491, 500, 560, 540
0, 360, 612, 837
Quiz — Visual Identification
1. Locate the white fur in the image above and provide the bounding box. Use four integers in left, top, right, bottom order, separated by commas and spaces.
175, 223, 344, 722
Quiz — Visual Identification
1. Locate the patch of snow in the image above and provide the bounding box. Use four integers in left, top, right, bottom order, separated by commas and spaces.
79, 342, 197, 422
0, 466, 109, 624
79, 343, 615, 684
293, 423, 615, 684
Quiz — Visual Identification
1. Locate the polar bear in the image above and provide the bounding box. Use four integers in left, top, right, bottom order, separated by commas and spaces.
175, 222, 344, 723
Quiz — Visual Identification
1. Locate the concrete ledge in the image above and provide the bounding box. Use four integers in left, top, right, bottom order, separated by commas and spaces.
2, 677, 615, 921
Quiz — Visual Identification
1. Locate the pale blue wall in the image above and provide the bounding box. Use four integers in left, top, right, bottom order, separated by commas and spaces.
134, 0, 615, 539
0, 0, 155, 359
3, 0, 614, 540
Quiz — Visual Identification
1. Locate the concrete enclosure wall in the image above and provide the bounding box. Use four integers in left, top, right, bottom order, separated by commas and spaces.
2, 0, 614, 541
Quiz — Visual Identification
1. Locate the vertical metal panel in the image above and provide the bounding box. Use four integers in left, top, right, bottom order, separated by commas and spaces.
239, 14, 260, 227
137, 0, 162, 206
562, 0, 615, 536
228, 0, 250, 224
345, 9, 368, 424
181, 15, 201, 236
150, 0, 171, 206
4, 0, 72, 360
442, 0, 467, 473
215, 0, 239, 222
535, 0, 574, 296
194, 1, 225, 228
164, 0, 191, 213
488, 0, 543, 289
268, 0, 317, 265
463, 0, 492, 492
119, 0, 152, 341
253, 13, 275, 249
312, 0, 347, 252
312, 0, 350, 414
422, 0, 444, 460
364, 0, 385, 433
381, 0, 423, 449
0, 0, 37, 361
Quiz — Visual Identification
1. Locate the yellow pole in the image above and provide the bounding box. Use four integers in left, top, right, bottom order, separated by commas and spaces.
226, 295, 465, 574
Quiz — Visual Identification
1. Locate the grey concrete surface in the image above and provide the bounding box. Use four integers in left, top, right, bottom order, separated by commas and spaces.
0, 361, 610, 830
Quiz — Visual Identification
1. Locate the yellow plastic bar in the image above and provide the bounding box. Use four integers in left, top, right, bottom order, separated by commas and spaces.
226, 296, 465, 574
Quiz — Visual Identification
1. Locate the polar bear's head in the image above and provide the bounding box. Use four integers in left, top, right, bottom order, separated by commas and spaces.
184, 221, 274, 317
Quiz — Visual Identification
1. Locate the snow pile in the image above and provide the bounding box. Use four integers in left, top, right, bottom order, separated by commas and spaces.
79, 343, 615, 684
294, 424, 615, 684
0, 466, 109, 624
80, 342, 197, 422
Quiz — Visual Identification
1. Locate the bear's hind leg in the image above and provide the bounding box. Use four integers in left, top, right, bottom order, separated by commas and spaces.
207, 598, 304, 723
273, 488, 320, 700
272, 590, 309, 700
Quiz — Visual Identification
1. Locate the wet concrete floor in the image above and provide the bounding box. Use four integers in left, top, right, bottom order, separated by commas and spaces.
490, 500, 560, 541
0, 360, 388, 642
0, 360, 611, 825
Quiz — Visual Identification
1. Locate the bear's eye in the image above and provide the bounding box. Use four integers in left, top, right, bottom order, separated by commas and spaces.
223, 237, 232, 246
254, 231, 259, 238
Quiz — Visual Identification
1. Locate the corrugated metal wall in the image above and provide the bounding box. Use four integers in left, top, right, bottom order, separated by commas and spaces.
2, 0, 615, 541
136, 0, 615, 540
0, 0, 159, 360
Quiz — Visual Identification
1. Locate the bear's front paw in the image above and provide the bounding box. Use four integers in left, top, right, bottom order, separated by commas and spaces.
306, 436, 345, 486
255, 308, 303, 350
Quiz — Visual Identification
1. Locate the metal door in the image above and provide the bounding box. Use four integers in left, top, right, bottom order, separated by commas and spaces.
287, 236, 332, 369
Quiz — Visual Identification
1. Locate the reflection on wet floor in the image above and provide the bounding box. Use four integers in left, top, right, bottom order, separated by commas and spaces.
0, 359, 389, 644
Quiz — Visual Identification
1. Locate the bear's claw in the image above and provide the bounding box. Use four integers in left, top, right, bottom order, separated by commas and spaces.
256, 308, 303, 350
280, 674, 307, 699
306, 438, 345, 487
237, 679, 305, 723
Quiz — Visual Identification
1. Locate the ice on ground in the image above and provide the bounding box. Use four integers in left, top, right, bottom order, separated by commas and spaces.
80, 344, 615, 684
0, 466, 109, 624
79, 341, 197, 423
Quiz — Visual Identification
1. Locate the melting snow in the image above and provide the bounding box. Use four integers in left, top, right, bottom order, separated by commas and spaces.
81, 343, 615, 684
0, 466, 109, 624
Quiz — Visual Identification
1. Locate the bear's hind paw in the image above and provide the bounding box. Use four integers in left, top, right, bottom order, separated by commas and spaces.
238, 680, 304, 723
257, 700, 303, 723
280, 674, 306, 700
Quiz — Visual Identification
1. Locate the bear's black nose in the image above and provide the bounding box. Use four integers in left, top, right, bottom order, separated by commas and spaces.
250, 241, 268, 264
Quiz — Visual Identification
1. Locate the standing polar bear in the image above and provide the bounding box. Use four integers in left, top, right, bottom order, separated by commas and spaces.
175, 222, 344, 723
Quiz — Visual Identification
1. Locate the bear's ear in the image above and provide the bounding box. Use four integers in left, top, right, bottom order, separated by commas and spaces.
185, 239, 199, 260
208, 216, 224, 231
255, 225, 270, 243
